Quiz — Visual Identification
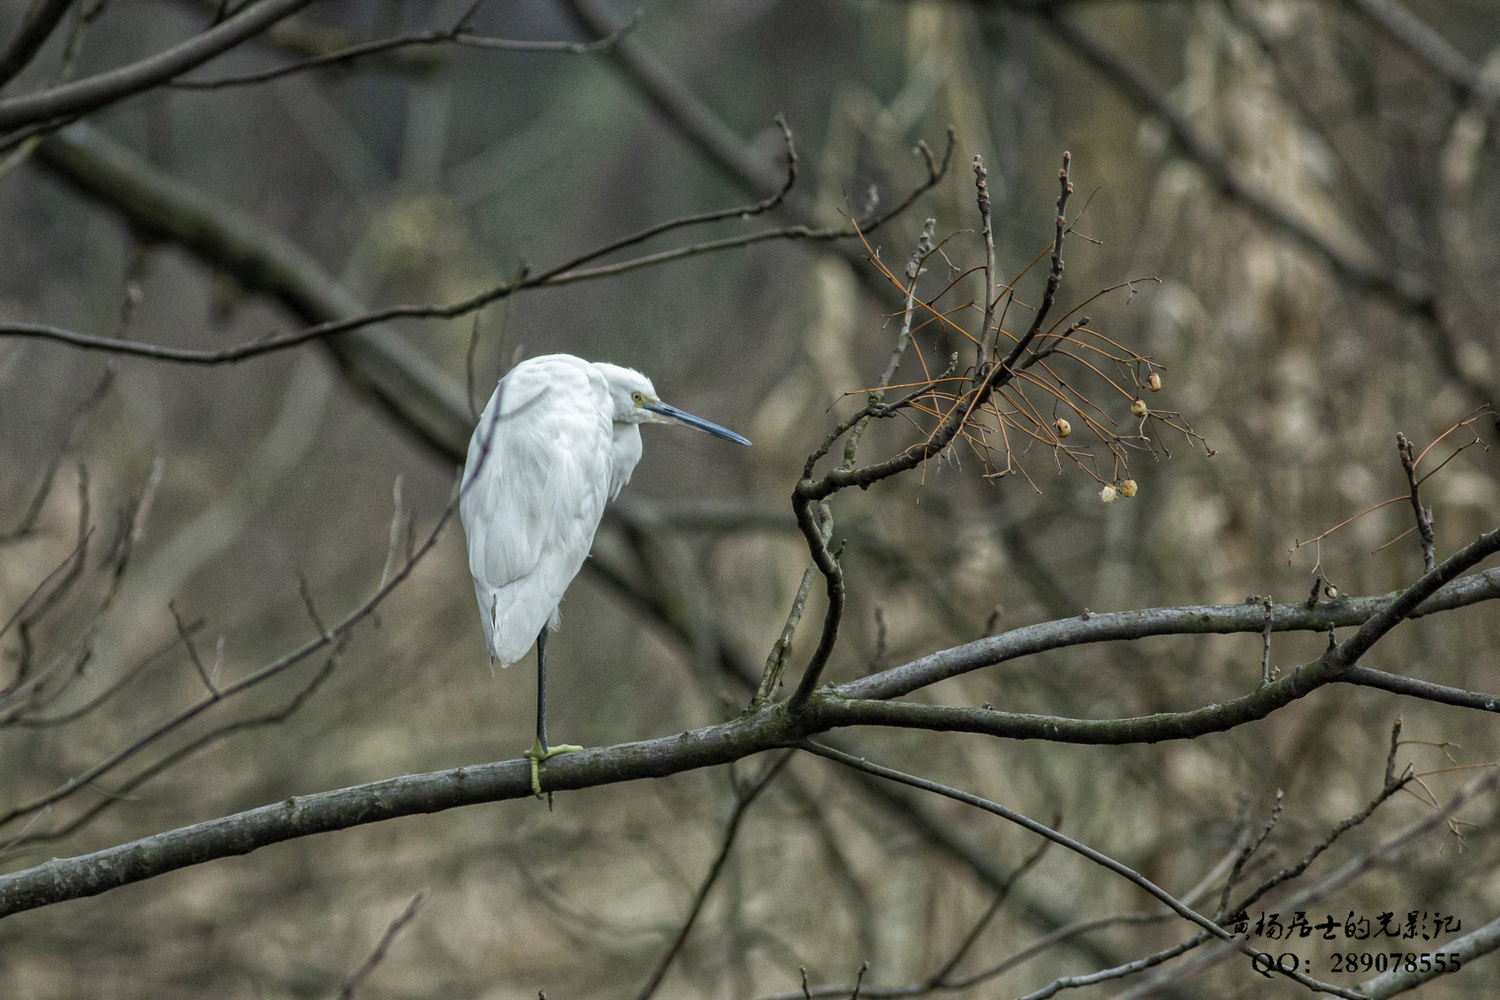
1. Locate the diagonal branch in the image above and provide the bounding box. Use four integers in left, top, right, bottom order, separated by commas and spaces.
0, 0, 320, 132
34, 121, 474, 458
1026, 6, 1434, 315
799, 742, 1367, 1000
0, 0, 76, 88
558, 0, 957, 312
1342, 0, 1500, 108
559, 0, 788, 199
633, 752, 793, 1000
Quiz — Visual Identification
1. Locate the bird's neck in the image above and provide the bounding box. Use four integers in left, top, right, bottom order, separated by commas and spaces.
608, 422, 643, 499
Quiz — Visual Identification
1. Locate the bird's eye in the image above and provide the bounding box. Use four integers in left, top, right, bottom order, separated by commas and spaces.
631, 391, 645, 404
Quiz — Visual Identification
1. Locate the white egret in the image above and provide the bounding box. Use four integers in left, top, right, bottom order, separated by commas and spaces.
459, 354, 751, 794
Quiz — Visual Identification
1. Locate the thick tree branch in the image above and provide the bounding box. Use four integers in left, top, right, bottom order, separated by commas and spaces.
837, 563, 1500, 701
4, 534, 1493, 922
0, 703, 811, 918
1360, 912, 1500, 997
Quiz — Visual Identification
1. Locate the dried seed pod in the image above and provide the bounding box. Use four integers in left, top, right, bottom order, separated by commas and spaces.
1054, 418, 1072, 438
1130, 399, 1149, 418
1100, 484, 1118, 504
1147, 372, 1162, 392
1119, 479, 1138, 498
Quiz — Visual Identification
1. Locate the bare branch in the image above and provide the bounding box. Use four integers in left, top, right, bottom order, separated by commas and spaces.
1109, 768, 1500, 998
633, 752, 792, 1000
336, 892, 425, 1000
168, 599, 217, 698
170, 14, 636, 89
1342, 0, 1500, 108
1360, 912, 1500, 997
837, 561, 1500, 702
973, 156, 997, 374
0, 482, 458, 832
1017, 4, 1500, 411
0, 362, 112, 545
799, 741, 1367, 999
12, 120, 950, 373
1397, 432, 1436, 572
0, 0, 321, 132
0, 0, 75, 87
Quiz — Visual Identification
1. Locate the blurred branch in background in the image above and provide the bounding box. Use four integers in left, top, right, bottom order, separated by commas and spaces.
9, 117, 952, 373
169, 5, 640, 91
1341, 0, 1500, 107
0, 0, 320, 139
1010, 3, 1496, 411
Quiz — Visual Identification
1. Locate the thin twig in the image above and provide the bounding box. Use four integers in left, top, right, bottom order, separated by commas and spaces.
755, 565, 817, 707
632, 751, 793, 1000
973, 156, 997, 376
7, 122, 951, 365
172, 13, 637, 89
0, 477, 462, 831
168, 600, 218, 698
800, 742, 1366, 999
336, 892, 425, 1000
1397, 432, 1436, 572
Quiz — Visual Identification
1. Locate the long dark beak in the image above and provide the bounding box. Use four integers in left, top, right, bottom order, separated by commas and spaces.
645, 402, 752, 446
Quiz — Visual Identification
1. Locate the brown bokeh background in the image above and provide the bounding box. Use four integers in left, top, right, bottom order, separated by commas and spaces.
1, 1, 1498, 997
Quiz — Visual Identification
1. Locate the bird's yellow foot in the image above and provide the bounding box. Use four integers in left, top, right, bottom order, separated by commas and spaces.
523, 739, 583, 796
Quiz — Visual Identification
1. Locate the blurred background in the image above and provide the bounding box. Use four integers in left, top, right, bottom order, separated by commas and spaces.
1, 0, 1499, 997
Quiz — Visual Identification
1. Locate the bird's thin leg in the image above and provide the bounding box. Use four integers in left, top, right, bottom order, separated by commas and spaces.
522, 627, 581, 797
536, 626, 550, 755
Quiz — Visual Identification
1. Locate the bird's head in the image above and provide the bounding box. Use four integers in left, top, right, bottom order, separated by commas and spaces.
594, 363, 751, 445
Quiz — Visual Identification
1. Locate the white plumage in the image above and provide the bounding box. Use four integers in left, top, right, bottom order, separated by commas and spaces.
459, 353, 750, 669
460, 353, 751, 792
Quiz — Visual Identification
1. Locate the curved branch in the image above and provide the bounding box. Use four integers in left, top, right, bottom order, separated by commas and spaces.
0, 0, 320, 132
800, 743, 1367, 1000
14, 119, 950, 369
837, 565, 1500, 702
0, 0, 75, 88
4, 537, 1494, 920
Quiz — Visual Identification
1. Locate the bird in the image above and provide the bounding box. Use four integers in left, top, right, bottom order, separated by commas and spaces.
459, 354, 751, 795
